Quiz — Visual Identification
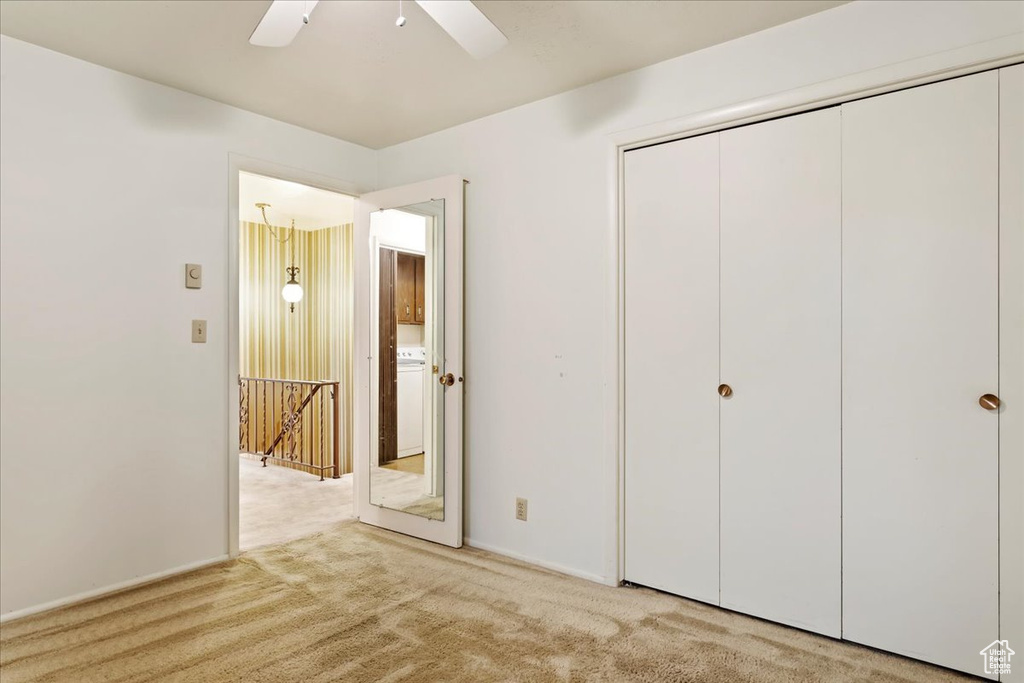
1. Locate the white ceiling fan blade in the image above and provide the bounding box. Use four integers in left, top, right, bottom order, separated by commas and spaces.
249, 0, 319, 47
415, 1, 508, 59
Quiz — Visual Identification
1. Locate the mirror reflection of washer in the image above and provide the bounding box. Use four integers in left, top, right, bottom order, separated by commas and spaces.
397, 347, 425, 458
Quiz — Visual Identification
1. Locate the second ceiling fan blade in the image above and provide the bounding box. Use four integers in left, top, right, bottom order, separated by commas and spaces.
415, 0, 508, 59
250, 0, 319, 47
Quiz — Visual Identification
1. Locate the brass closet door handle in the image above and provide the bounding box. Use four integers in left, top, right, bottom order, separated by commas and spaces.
718, 384, 733, 398
439, 373, 455, 387
979, 393, 1001, 410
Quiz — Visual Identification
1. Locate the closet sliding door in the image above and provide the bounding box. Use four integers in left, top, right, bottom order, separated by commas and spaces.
623, 134, 720, 604
719, 108, 842, 637
842, 72, 999, 677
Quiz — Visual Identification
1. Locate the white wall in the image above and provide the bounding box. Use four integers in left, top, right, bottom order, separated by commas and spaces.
398, 325, 424, 348
376, 0, 1024, 583
0, 36, 376, 617
375, 209, 427, 253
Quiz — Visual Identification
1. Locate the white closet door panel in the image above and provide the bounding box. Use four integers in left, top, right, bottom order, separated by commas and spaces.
999, 63, 1024, 683
624, 134, 720, 604
842, 72, 999, 678
719, 108, 841, 637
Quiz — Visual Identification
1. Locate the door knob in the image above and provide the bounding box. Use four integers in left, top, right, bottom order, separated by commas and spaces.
979, 393, 1001, 410
439, 373, 455, 387
718, 384, 733, 398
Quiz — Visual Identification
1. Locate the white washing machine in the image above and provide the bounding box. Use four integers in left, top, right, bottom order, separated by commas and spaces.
397, 347, 425, 457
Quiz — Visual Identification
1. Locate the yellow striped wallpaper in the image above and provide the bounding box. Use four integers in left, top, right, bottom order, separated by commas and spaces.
239, 221, 354, 473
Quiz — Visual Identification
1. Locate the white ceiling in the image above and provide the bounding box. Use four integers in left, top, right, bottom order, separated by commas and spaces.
239, 172, 354, 230
0, 1, 846, 149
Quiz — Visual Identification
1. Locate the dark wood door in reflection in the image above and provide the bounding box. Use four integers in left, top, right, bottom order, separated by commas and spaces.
378, 247, 398, 465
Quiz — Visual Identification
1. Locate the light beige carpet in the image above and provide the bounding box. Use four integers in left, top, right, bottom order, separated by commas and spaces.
0, 522, 970, 683
239, 456, 353, 550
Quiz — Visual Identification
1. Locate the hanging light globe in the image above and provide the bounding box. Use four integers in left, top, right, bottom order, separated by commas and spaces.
282, 266, 303, 311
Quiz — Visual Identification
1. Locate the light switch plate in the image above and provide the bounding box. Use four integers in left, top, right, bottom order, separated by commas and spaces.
185, 264, 202, 289
192, 319, 207, 343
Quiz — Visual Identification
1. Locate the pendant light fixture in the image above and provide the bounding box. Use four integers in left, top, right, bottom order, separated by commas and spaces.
257, 203, 303, 313
282, 219, 303, 313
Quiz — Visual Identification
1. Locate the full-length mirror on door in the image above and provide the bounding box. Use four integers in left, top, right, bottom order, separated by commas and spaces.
355, 175, 464, 549
371, 200, 446, 520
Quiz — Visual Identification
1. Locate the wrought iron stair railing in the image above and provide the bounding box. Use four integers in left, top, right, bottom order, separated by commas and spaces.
238, 376, 341, 480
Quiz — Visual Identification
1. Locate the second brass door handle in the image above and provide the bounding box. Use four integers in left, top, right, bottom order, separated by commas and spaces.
439, 373, 455, 387
718, 384, 733, 398
979, 393, 1001, 410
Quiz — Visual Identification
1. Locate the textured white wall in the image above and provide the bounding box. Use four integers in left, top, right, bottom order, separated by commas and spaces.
0, 35, 377, 617
376, 0, 1024, 584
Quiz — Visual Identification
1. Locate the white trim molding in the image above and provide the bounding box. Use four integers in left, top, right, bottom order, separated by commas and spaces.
464, 538, 617, 587
610, 34, 1024, 152
0, 555, 230, 624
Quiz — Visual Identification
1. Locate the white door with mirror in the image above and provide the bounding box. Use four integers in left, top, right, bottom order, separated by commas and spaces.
354, 176, 464, 548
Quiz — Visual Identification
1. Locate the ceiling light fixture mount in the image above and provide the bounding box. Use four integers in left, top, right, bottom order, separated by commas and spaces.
250, 0, 319, 47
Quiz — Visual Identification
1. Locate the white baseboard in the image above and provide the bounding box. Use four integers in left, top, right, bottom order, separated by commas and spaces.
1, 542, 614, 624
463, 537, 617, 587
0, 554, 231, 624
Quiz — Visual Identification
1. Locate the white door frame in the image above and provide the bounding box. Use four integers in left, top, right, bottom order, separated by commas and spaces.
227, 153, 368, 558
609, 35, 1022, 635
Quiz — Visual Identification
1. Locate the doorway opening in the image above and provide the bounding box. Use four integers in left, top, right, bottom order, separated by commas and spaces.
236, 170, 357, 551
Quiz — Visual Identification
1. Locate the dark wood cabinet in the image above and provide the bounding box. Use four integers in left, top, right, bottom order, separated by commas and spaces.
396, 252, 425, 325
414, 256, 425, 323
396, 253, 415, 323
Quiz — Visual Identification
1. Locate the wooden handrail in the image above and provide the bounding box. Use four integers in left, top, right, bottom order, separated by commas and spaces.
239, 376, 335, 386
238, 376, 342, 480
